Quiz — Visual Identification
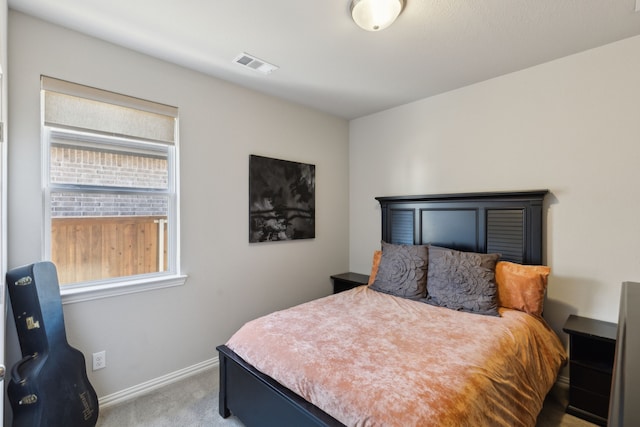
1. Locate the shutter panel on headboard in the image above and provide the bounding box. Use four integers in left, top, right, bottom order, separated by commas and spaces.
389, 209, 414, 244
486, 209, 525, 263
377, 190, 547, 265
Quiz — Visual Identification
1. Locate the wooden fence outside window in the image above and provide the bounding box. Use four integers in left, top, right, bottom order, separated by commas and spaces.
51, 216, 168, 285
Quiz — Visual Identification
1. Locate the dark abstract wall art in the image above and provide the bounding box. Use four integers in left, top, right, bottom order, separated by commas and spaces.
249, 155, 315, 242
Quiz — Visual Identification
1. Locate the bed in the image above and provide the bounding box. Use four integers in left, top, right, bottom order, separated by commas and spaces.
217, 190, 567, 427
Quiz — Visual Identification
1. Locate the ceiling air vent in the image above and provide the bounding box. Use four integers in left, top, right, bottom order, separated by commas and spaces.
233, 53, 279, 75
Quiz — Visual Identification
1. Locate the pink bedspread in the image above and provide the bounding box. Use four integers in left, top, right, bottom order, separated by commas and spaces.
226, 286, 567, 426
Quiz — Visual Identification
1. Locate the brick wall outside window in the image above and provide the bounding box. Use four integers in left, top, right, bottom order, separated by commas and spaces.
50, 146, 168, 217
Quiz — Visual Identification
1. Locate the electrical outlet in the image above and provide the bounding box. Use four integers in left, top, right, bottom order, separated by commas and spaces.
92, 351, 106, 371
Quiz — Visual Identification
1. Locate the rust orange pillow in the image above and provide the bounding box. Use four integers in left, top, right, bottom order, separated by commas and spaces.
495, 261, 550, 317
367, 250, 382, 285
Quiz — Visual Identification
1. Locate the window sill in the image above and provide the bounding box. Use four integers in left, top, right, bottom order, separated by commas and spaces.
60, 274, 188, 305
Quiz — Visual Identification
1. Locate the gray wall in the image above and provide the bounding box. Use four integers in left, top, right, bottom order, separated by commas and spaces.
8, 10, 349, 397
349, 35, 640, 355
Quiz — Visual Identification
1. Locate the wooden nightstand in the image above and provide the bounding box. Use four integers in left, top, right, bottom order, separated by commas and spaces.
563, 314, 617, 426
330, 272, 369, 294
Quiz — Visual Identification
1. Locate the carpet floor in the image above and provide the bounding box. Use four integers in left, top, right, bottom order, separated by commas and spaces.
97, 366, 597, 426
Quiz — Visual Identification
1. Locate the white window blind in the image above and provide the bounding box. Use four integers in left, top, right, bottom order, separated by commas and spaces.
42, 76, 177, 143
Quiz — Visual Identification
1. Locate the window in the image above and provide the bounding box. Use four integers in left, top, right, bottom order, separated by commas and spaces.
41, 76, 184, 302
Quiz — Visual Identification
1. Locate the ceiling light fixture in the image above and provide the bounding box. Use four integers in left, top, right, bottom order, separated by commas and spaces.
350, 0, 405, 31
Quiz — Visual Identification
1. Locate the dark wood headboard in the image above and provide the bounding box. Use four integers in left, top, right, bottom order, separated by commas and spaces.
376, 190, 548, 265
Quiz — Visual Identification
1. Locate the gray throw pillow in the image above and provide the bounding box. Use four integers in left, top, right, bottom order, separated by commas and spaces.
426, 245, 500, 316
370, 242, 428, 300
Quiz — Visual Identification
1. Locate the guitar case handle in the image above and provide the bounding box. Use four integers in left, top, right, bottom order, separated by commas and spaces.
11, 353, 37, 384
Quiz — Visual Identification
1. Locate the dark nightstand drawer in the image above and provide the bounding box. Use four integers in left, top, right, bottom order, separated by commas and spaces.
330, 272, 369, 294
563, 314, 617, 426
570, 364, 611, 397
569, 387, 610, 419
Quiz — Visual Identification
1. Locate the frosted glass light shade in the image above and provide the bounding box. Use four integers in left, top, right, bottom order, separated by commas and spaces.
351, 0, 404, 31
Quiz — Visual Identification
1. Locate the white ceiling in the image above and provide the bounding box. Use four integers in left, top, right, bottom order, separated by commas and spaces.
8, 0, 640, 119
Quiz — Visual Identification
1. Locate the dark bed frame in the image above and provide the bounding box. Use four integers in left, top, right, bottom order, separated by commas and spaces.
217, 190, 549, 427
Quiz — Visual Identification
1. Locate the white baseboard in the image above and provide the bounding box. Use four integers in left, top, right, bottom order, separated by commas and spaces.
99, 356, 219, 409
